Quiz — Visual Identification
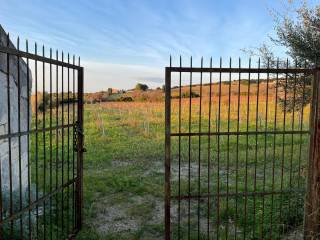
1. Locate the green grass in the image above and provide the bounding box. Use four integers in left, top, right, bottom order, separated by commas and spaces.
77, 99, 308, 239
7, 88, 309, 239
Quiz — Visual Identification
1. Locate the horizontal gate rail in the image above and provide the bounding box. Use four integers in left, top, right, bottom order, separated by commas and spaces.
0, 123, 75, 141
0, 45, 82, 70
171, 130, 310, 137
167, 66, 315, 74
172, 188, 305, 200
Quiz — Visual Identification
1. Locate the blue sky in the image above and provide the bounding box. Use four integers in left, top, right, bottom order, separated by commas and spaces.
0, 0, 317, 91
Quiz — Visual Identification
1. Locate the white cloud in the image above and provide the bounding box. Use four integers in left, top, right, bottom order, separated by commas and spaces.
82, 60, 164, 92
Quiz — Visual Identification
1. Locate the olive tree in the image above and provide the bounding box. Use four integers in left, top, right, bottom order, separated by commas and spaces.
252, 2, 320, 111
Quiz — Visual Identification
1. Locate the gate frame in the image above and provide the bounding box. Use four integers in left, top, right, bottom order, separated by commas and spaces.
164, 64, 319, 239
0, 37, 84, 239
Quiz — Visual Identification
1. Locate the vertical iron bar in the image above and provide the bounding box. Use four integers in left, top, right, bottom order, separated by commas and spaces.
35, 42, 39, 239
76, 64, 84, 231
234, 58, 241, 240
197, 57, 203, 239
178, 56, 181, 239
165, 64, 171, 240
288, 61, 297, 215
279, 59, 289, 230
67, 53, 70, 234
188, 57, 192, 240
207, 57, 213, 239
225, 57, 232, 239
216, 57, 222, 239
6, 33, 14, 239
42, 45, 47, 239
55, 50, 59, 238
262, 58, 269, 238
49, 48, 53, 240
243, 58, 251, 239
61, 51, 65, 237
253, 58, 261, 239
270, 58, 280, 237
26, 39, 32, 240
72, 55, 76, 230
17, 37, 23, 239
297, 62, 307, 189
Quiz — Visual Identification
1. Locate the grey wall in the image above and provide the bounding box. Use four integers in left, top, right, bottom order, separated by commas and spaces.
0, 25, 32, 212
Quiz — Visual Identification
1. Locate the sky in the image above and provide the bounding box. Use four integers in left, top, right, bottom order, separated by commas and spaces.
0, 0, 317, 92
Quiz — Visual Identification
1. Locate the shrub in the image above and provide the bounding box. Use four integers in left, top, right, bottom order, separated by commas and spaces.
181, 91, 200, 98
118, 96, 133, 102
135, 83, 149, 91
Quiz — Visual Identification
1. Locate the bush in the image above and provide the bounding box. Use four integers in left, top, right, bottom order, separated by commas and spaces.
135, 83, 149, 91
32, 92, 49, 112
118, 96, 133, 102
181, 91, 200, 98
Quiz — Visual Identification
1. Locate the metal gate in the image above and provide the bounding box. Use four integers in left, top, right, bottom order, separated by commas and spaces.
164, 57, 318, 239
0, 31, 84, 239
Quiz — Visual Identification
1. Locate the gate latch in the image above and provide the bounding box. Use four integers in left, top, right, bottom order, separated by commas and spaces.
74, 121, 87, 153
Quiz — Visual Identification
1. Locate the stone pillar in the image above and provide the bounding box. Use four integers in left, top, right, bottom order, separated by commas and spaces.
0, 25, 32, 214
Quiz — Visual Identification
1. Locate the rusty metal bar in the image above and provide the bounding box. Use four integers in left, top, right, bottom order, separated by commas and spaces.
172, 189, 305, 200
253, 58, 261, 239
197, 58, 203, 239
0, 45, 81, 70
243, 58, 251, 239
216, 57, 222, 238
61, 51, 65, 236
178, 56, 182, 239
207, 57, 213, 239
279, 59, 289, 227
170, 130, 309, 137
261, 58, 269, 238
6, 33, 14, 239
168, 66, 314, 74
75, 66, 84, 231
72, 55, 76, 231
49, 47, 53, 240
17, 37, 23, 239
26, 39, 32, 240
270, 58, 280, 236
164, 65, 171, 240
0, 123, 75, 141
55, 49, 60, 238
42, 45, 47, 238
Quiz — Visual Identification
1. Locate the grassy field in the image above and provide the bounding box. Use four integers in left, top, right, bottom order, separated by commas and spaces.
76, 79, 310, 239
4, 79, 310, 239
77, 101, 165, 239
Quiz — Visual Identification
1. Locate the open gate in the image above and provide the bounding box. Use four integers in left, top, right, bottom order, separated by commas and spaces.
0, 28, 84, 239
165, 57, 319, 239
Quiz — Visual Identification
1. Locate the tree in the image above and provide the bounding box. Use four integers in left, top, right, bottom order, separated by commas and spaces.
37, 92, 50, 112
135, 83, 149, 91
162, 84, 166, 92
274, 3, 320, 66
252, 2, 319, 111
